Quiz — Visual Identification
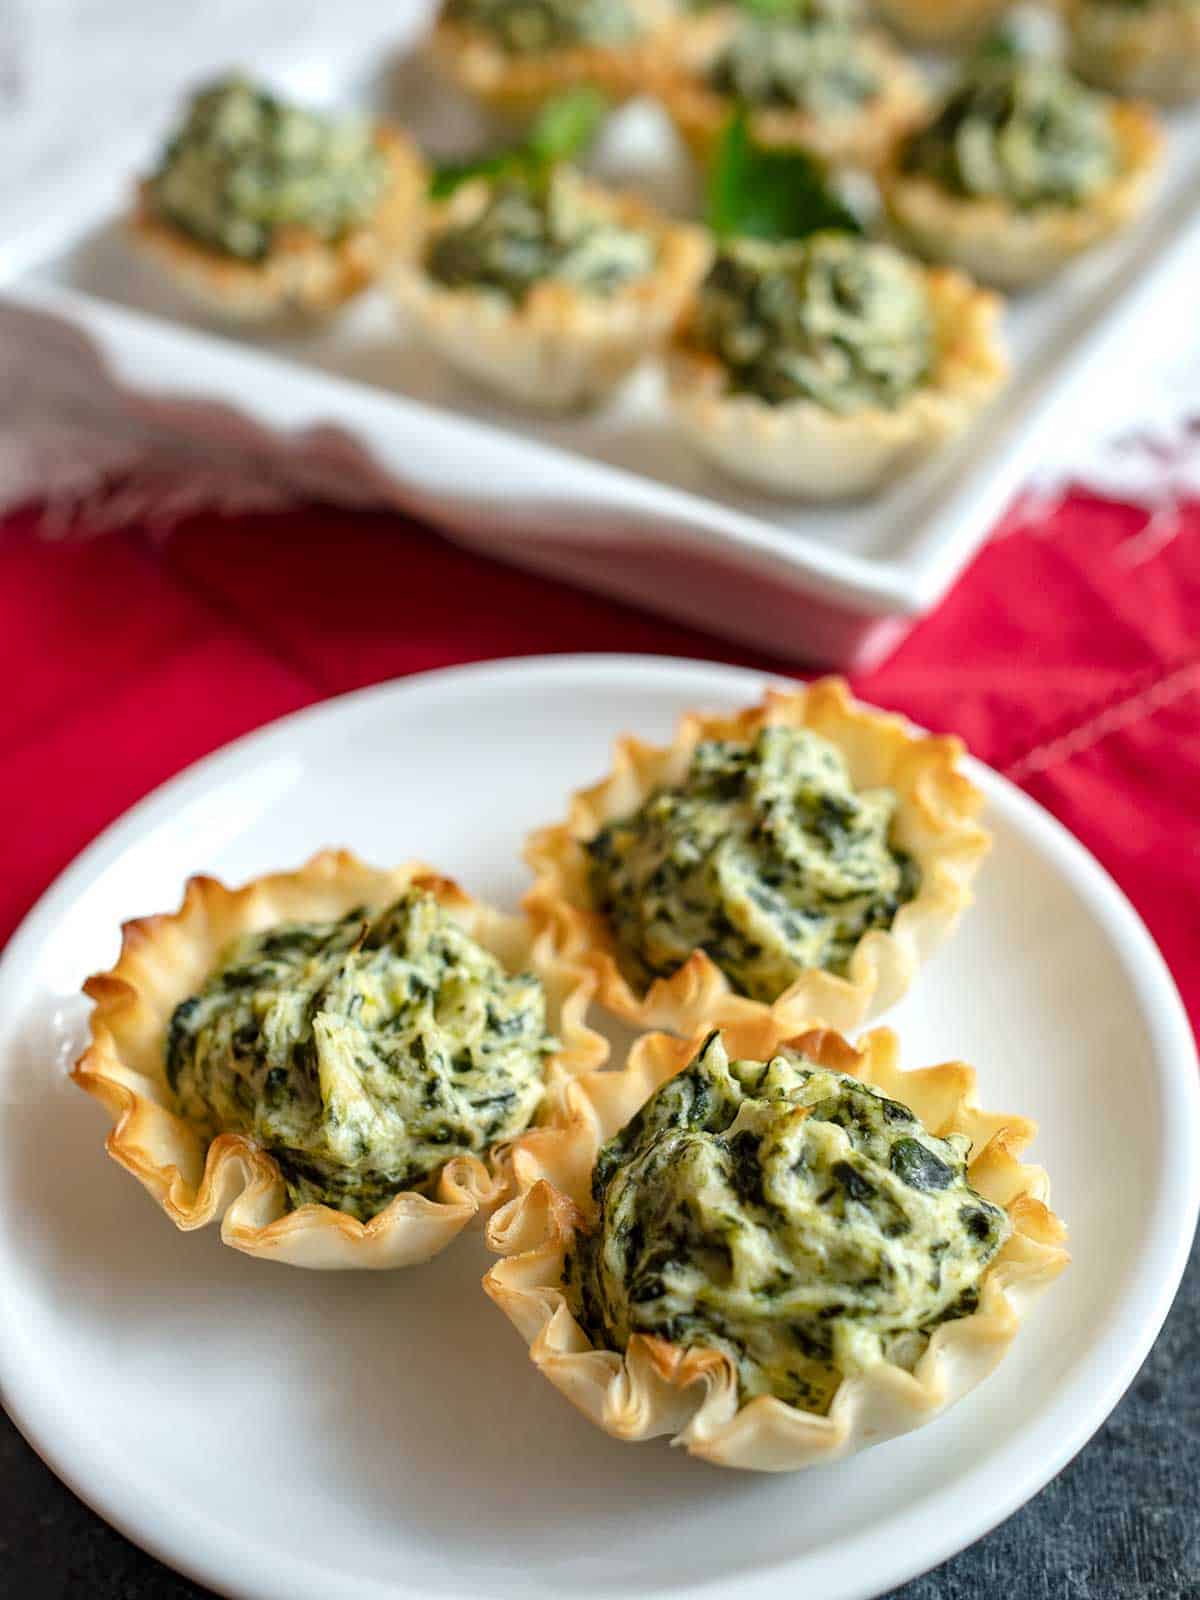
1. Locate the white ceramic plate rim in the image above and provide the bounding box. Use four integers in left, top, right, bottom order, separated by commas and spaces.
1, 654, 1197, 1600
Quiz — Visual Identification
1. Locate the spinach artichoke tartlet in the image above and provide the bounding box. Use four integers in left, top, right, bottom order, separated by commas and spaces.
666, 233, 1006, 498
523, 680, 991, 1035
881, 54, 1162, 289
484, 1022, 1069, 1470
657, 0, 928, 171
130, 75, 426, 320
429, 0, 677, 119
73, 852, 606, 1268
390, 164, 709, 409
1066, 0, 1200, 103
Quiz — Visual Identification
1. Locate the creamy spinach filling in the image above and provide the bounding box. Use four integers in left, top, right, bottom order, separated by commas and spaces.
899, 58, 1118, 209
148, 75, 389, 262
166, 889, 556, 1219
426, 168, 656, 301
592, 726, 921, 998
687, 235, 932, 411
566, 1033, 1008, 1412
707, 8, 880, 117
587, 724, 918, 1003
588, 726, 915, 998
444, 0, 640, 52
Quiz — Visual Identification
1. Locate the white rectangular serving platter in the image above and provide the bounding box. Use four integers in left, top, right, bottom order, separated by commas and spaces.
4, 0, 1200, 668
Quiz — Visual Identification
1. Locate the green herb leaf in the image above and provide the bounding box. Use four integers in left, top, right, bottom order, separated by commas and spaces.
735, 0, 821, 18
527, 86, 610, 164
429, 151, 517, 200
430, 88, 609, 199
704, 108, 863, 242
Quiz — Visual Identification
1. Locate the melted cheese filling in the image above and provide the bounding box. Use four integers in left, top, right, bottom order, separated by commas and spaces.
708, 9, 881, 118
167, 889, 555, 1219
686, 234, 933, 412
426, 168, 656, 303
149, 75, 388, 262
567, 1034, 1008, 1412
586, 723, 919, 1003
900, 57, 1118, 209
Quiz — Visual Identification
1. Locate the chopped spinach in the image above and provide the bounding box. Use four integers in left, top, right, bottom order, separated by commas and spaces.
148, 75, 389, 261
588, 722, 920, 1001
899, 56, 1118, 210
707, 6, 879, 118
891, 1136, 955, 1191
685, 232, 932, 411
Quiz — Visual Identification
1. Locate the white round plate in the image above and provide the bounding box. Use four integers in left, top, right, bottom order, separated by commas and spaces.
1, 655, 1196, 1600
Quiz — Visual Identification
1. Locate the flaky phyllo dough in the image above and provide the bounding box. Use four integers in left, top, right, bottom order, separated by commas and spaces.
523, 679, 991, 1035
129, 127, 427, 322
72, 851, 606, 1269
483, 1021, 1069, 1471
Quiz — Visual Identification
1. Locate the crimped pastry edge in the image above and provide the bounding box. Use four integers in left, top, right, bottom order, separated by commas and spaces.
390, 172, 711, 410
1065, 0, 1200, 103
881, 99, 1164, 290
523, 679, 991, 1035
127, 127, 427, 322
484, 1020, 1070, 1471
72, 849, 607, 1269
427, 0, 678, 121
653, 8, 930, 172
666, 261, 1007, 499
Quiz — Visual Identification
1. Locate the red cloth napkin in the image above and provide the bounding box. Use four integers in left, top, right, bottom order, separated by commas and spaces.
1, 495, 1196, 1033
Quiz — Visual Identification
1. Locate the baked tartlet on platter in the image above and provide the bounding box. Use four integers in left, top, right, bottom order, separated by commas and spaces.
390, 163, 710, 409
429, 0, 677, 120
129, 75, 426, 321
1065, 0, 1200, 102
656, 2, 929, 171
523, 679, 991, 1035
667, 231, 1006, 499
72, 851, 606, 1269
870, 0, 1013, 46
485, 1021, 1069, 1470
881, 54, 1163, 289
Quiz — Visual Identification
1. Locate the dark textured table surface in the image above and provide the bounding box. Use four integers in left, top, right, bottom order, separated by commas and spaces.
3, 1225, 1197, 1600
